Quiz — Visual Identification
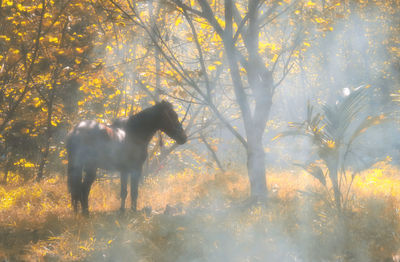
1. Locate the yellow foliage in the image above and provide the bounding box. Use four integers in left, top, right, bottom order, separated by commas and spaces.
215, 16, 225, 28
325, 139, 335, 148
271, 53, 279, 63
175, 16, 182, 26
33, 97, 42, 107
10, 48, 20, 54
14, 158, 35, 168
48, 36, 59, 44
315, 17, 327, 24
259, 41, 280, 53
75, 47, 84, 54
305, 1, 316, 7
354, 162, 400, 197
271, 133, 283, 141
0, 35, 11, 41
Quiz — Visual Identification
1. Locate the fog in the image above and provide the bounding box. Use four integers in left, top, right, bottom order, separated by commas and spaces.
267, 2, 399, 170
1, 0, 400, 261
63, 1, 400, 261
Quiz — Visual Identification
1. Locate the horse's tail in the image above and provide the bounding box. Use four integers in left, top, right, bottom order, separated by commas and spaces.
66, 132, 76, 193
66, 131, 83, 212
67, 133, 83, 189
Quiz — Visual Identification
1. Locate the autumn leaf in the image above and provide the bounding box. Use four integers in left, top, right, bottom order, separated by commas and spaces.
75, 47, 84, 54
305, 1, 316, 7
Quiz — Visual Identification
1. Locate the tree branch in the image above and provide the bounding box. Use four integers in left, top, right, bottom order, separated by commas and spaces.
0, 0, 46, 134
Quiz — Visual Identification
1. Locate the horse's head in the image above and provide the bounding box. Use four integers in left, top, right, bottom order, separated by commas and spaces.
158, 100, 187, 145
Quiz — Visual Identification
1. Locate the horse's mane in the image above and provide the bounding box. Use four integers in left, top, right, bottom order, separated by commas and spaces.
129, 104, 161, 126
112, 101, 173, 131
111, 103, 165, 130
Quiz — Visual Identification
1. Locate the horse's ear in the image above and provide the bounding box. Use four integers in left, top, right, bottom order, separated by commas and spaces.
160, 100, 171, 107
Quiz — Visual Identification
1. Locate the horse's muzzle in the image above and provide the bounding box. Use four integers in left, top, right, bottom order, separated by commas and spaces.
177, 134, 187, 145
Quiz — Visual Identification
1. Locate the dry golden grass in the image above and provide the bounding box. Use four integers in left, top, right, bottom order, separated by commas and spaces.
0, 163, 399, 261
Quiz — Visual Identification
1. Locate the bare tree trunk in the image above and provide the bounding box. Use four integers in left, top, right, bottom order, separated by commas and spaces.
247, 139, 267, 199
3, 170, 8, 184
114, 0, 285, 200
2, 160, 10, 184
37, 88, 55, 181
224, 0, 269, 200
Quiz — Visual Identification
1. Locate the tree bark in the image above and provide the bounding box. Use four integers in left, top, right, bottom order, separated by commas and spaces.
2, 161, 10, 184
224, 0, 270, 199
36, 88, 55, 181
118, 0, 276, 199
246, 136, 267, 199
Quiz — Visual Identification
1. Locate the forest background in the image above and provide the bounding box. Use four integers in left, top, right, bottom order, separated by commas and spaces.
1, 0, 400, 261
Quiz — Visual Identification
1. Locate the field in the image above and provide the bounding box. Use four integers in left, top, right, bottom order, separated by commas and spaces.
1, 162, 400, 261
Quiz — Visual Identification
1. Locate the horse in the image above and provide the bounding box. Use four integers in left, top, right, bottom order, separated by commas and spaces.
66, 100, 187, 216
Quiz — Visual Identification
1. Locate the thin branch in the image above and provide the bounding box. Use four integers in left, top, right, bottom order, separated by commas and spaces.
108, 0, 248, 147
195, 0, 224, 36
200, 133, 225, 172
181, 8, 212, 100
232, 12, 249, 44
259, 0, 298, 28
0, 0, 46, 133
172, 0, 204, 18
273, 62, 294, 89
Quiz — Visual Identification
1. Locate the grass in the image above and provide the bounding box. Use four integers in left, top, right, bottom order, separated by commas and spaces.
1, 162, 400, 261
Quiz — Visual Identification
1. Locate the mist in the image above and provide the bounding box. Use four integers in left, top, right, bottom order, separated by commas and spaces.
1, 0, 400, 261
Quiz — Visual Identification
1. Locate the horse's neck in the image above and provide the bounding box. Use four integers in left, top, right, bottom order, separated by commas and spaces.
135, 128, 158, 146
127, 110, 162, 145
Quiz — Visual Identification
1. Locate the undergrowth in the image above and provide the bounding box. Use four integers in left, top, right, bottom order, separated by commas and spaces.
0, 162, 399, 261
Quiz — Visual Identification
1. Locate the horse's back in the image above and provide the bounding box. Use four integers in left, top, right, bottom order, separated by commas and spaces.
67, 120, 113, 167
67, 120, 130, 170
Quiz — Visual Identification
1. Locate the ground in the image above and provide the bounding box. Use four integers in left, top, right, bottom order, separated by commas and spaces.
1, 163, 400, 261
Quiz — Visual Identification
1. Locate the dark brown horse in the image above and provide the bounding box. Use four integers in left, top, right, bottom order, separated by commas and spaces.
66, 100, 187, 216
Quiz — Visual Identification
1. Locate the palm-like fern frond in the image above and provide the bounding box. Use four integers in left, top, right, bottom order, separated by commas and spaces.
294, 163, 326, 186
277, 85, 386, 210
322, 87, 370, 143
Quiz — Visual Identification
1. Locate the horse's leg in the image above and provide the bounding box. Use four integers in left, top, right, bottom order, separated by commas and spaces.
81, 165, 96, 217
120, 172, 128, 212
67, 164, 83, 214
130, 168, 142, 211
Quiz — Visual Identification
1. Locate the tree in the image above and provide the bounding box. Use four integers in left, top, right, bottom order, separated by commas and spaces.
2, 0, 398, 187
109, 0, 305, 200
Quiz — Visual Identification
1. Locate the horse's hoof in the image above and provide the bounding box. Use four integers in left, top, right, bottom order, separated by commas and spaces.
117, 208, 126, 218
82, 210, 90, 218
143, 206, 152, 217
